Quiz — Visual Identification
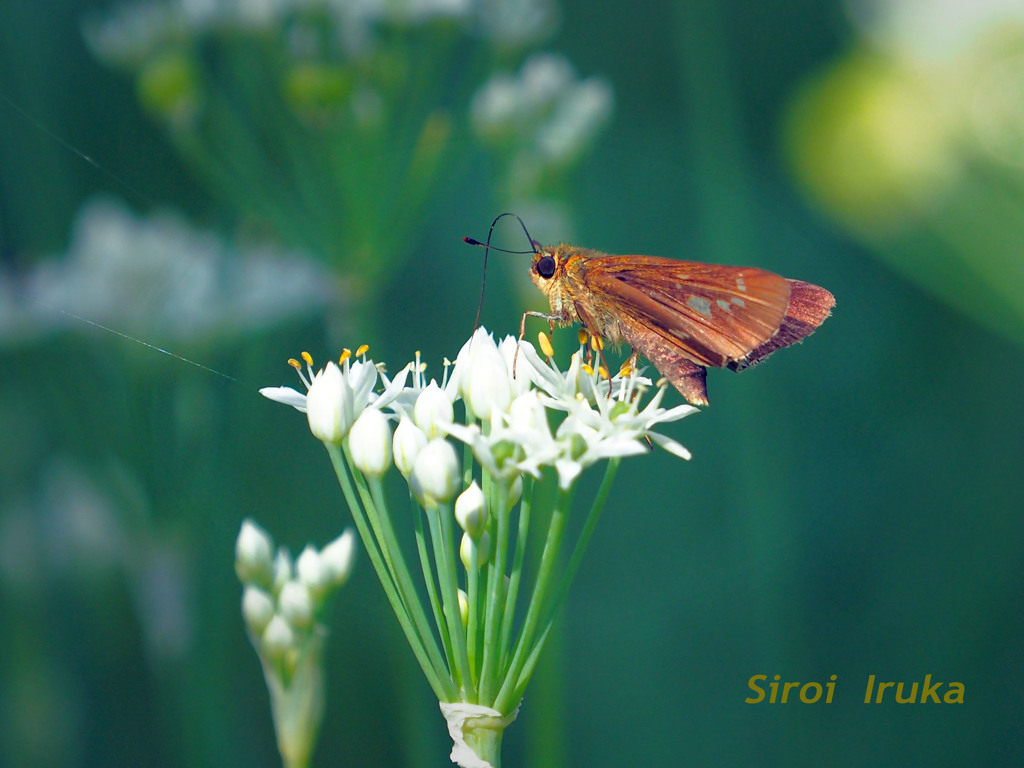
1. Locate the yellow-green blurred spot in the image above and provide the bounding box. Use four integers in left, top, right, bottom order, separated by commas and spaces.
136, 50, 201, 123
783, 49, 958, 234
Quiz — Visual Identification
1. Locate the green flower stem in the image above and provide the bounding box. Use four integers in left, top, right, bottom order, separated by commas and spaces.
412, 495, 457, 680
426, 503, 473, 698
499, 477, 534, 672
509, 459, 620, 704
325, 444, 454, 701
439, 499, 476, 699
365, 473, 452, 686
479, 487, 510, 702
466, 534, 481, 690
343, 445, 402, 593
493, 483, 576, 713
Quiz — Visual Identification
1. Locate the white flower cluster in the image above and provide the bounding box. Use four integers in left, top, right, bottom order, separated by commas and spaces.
261, 326, 695, 495
0, 197, 335, 346
84, 0, 558, 65
471, 53, 614, 193
235, 519, 355, 766
235, 520, 356, 664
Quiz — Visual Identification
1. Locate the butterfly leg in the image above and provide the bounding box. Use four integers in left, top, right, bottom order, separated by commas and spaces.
516, 310, 563, 378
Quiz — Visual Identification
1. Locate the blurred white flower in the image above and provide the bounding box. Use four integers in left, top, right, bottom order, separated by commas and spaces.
846, 0, 1024, 63
471, 53, 613, 195
0, 197, 336, 347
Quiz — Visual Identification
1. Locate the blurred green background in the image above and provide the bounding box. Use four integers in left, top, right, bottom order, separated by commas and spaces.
2, 0, 1023, 766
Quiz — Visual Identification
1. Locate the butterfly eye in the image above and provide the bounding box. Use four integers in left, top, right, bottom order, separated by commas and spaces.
535, 255, 556, 279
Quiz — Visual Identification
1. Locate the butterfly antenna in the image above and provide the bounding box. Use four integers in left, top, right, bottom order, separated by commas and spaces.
463, 212, 540, 333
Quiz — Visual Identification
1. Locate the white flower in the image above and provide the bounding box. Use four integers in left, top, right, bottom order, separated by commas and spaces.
279, 580, 314, 629
272, 547, 294, 594
454, 329, 513, 420
261, 348, 410, 445
393, 416, 428, 478
446, 390, 560, 482
296, 545, 326, 594
261, 614, 295, 659
414, 381, 454, 438
454, 481, 487, 538
548, 372, 697, 489
7, 197, 336, 346
304, 361, 355, 443
460, 530, 492, 568
470, 54, 614, 196
242, 585, 275, 635
349, 407, 393, 476
263, 325, 694, 497
410, 438, 461, 505
235, 519, 274, 585
320, 528, 356, 587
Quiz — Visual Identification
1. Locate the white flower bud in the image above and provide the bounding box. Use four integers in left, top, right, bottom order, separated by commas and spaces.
414, 382, 453, 439
462, 334, 512, 420
279, 580, 314, 629
393, 416, 428, 478
320, 528, 356, 587
235, 519, 274, 586
241, 586, 275, 635
409, 438, 460, 505
296, 545, 325, 593
262, 614, 294, 659
272, 547, 294, 595
508, 391, 546, 431
348, 407, 393, 476
458, 589, 469, 626
454, 481, 487, 538
508, 475, 523, 507
460, 530, 492, 568
305, 362, 354, 444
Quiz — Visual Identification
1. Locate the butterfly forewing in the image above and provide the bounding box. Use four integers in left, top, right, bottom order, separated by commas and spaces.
582, 256, 792, 367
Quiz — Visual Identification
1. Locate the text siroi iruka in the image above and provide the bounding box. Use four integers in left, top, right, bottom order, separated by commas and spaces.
745, 675, 964, 704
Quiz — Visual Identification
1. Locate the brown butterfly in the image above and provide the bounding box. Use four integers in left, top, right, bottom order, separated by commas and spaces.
467, 216, 835, 406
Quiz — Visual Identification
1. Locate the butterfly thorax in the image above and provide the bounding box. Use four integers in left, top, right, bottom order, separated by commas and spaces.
530, 245, 626, 340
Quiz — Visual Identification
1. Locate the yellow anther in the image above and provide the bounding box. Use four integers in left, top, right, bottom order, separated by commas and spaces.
538, 331, 555, 358
590, 334, 604, 352
355, 344, 369, 357
577, 328, 588, 345
339, 348, 352, 364
300, 351, 314, 365
597, 365, 609, 379
288, 358, 302, 369
619, 362, 633, 376
581, 363, 594, 376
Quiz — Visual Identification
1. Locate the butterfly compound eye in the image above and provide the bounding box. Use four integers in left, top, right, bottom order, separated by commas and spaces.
535, 255, 556, 279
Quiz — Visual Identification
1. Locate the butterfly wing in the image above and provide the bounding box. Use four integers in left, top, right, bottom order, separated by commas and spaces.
578, 256, 832, 404
728, 280, 836, 371
582, 256, 792, 365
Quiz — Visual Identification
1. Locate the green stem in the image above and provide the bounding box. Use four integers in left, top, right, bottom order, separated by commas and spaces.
479, 485, 510, 702
493, 483, 575, 712
427, 503, 473, 698
499, 476, 533, 671
412, 493, 457, 679
366, 473, 453, 688
325, 444, 454, 700
510, 460, 620, 703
